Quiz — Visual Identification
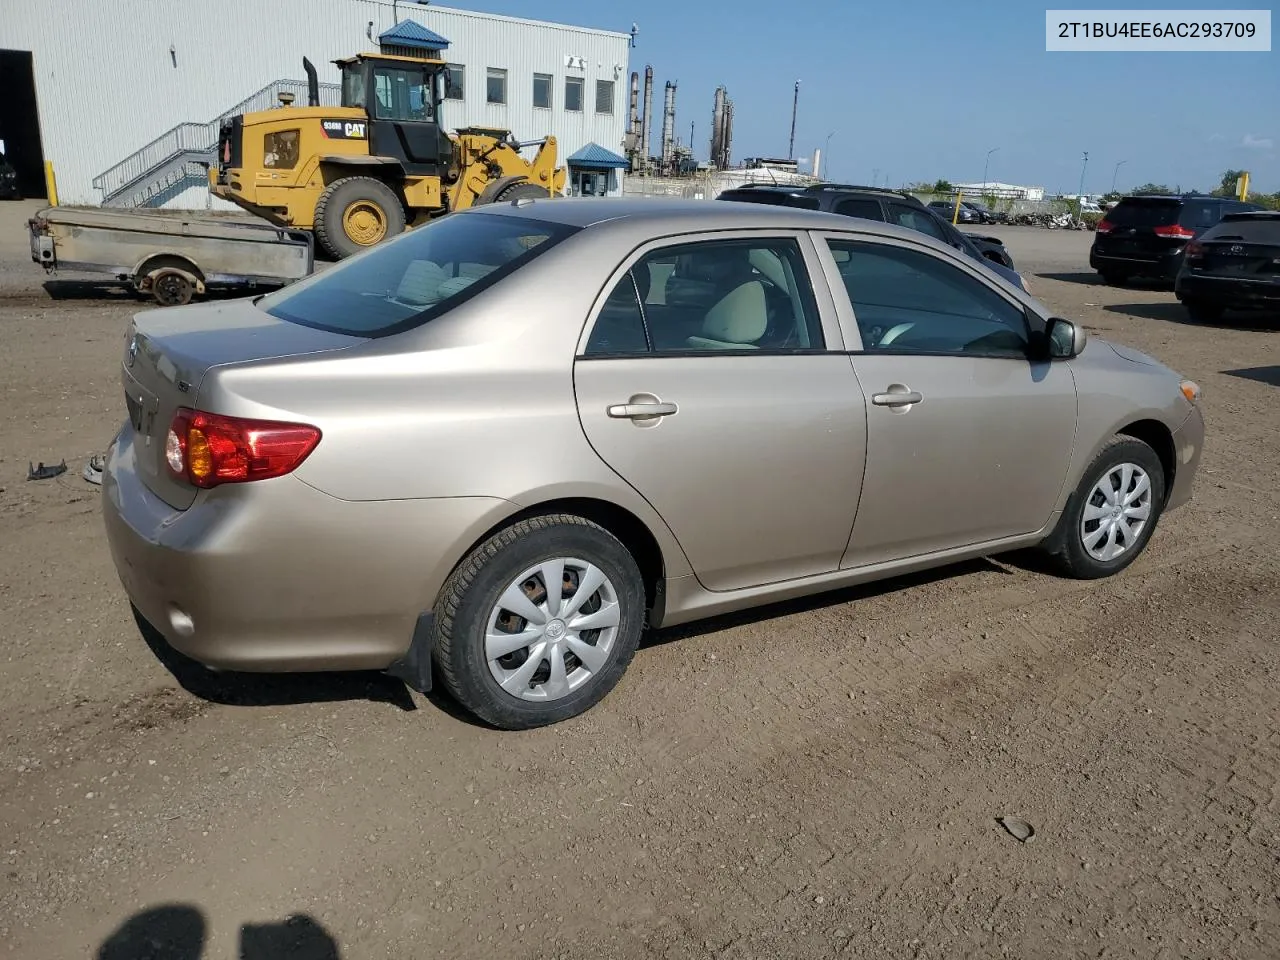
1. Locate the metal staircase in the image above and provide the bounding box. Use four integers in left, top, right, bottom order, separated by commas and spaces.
93, 79, 340, 208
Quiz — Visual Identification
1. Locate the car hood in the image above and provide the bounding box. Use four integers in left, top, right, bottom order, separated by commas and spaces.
1106, 340, 1167, 368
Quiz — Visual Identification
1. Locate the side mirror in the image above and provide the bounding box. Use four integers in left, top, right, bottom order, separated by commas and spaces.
1046, 317, 1087, 359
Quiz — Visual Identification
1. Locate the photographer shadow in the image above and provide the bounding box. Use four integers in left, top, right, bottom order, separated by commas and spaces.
97, 904, 340, 960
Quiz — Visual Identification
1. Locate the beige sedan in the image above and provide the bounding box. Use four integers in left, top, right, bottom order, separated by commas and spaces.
103, 198, 1205, 729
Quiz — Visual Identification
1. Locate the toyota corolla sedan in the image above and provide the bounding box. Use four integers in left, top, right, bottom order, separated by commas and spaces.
103, 198, 1205, 730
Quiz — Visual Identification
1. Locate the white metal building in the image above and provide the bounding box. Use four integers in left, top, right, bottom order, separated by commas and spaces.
0, 0, 631, 208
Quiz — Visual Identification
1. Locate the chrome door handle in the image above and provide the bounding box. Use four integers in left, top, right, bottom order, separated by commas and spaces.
871, 388, 923, 407
607, 401, 678, 419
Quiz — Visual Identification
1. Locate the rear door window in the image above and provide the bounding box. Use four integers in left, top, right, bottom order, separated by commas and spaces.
886, 202, 950, 243
1178, 200, 1221, 230
834, 197, 884, 220
259, 212, 577, 338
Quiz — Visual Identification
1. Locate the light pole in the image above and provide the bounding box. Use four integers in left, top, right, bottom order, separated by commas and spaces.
982, 146, 999, 193
823, 130, 834, 180
1111, 159, 1127, 193
1077, 151, 1089, 214
788, 80, 800, 161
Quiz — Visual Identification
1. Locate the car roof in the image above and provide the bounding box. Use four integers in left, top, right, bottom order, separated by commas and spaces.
464, 196, 946, 247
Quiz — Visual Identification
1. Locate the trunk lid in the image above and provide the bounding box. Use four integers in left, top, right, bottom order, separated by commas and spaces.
120, 297, 363, 509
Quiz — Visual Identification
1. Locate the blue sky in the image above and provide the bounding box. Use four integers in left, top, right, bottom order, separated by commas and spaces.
446, 0, 1277, 193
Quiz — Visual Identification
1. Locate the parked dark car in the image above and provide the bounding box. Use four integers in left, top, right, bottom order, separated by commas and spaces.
930, 199, 1004, 225
1175, 211, 1280, 323
928, 199, 983, 224
1090, 194, 1263, 285
0, 152, 21, 201
719, 184, 1026, 289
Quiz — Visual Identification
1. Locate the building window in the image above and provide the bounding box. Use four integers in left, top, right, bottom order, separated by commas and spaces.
565, 75, 584, 112
595, 79, 614, 114
533, 72, 552, 109
486, 67, 507, 105
445, 64, 464, 100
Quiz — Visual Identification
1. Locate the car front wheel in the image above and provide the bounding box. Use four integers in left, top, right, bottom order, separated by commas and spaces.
1041, 436, 1166, 580
432, 514, 645, 729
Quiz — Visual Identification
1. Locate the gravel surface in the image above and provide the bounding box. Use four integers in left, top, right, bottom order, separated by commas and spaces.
1, 202, 1277, 960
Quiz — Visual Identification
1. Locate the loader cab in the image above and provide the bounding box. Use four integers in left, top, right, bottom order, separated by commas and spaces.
337, 54, 451, 175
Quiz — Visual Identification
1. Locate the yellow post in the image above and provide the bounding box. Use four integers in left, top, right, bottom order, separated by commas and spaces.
43, 161, 58, 206
1236, 171, 1249, 201
951, 191, 963, 225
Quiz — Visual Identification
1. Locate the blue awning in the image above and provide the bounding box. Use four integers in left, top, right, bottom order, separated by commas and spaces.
567, 142, 629, 170
379, 20, 450, 51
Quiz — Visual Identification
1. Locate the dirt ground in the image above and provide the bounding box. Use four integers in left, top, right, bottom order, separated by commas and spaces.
1, 200, 1277, 960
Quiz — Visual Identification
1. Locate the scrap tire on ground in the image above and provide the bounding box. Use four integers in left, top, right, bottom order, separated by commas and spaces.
314, 176, 406, 260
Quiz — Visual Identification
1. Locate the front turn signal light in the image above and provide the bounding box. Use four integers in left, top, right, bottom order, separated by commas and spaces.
1180, 380, 1201, 404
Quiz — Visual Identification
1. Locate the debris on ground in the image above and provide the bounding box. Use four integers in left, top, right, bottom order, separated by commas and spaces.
82, 454, 105, 486
997, 815, 1036, 843
27, 459, 67, 481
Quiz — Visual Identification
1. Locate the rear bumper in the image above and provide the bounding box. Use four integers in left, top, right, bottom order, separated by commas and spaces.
1175, 273, 1280, 309
102, 426, 512, 673
1090, 245, 1183, 279
1166, 405, 1205, 513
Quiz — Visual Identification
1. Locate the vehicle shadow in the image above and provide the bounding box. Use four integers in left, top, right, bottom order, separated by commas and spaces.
1036, 271, 1107, 286
1223, 365, 1280, 387
42, 279, 260, 305
97, 904, 341, 959
1104, 302, 1278, 331
131, 606, 418, 712
43, 279, 139, 302
643, 556, 1019, 650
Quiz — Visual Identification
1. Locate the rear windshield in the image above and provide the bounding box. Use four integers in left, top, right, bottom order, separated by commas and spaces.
718, 191, 819, 210
1107, 196, 1218, 229
1203, 213, 1280, 243
258, 211, 578, 337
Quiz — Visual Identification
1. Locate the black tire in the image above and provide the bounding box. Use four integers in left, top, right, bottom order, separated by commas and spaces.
493, 180, 551, 203
433, 514, 645, 730
1184, 300, 1225, 324
1040, 436, 1166, 580
1099, 271, 1126, 286
314, 176, 406, 260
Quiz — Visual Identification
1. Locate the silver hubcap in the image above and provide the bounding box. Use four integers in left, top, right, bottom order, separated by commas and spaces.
1081, 462, 1152, 561
485, 557, 621, 702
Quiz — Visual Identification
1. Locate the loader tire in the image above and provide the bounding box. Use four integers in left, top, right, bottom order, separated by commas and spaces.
314, 177, 406, 260
493, 181, 551, 203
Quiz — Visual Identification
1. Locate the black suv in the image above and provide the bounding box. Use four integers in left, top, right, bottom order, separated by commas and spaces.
716, 183, 1026, 289
1090, 193, 1264, 284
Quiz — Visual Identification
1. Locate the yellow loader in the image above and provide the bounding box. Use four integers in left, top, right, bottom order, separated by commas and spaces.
209, 51, 566, 259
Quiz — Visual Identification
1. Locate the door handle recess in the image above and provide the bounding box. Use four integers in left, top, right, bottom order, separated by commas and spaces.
871, 389, 923, 407
607, 401, 678, 419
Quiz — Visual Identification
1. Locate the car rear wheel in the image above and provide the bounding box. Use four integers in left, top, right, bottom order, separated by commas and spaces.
432, 514, 645, 729
1040, 436, 1166, 580
1099, 271, 1127, 286
1184, 300, 1225, 324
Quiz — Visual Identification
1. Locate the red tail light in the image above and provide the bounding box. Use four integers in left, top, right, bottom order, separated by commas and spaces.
165, 408, 321, 489
1185, 240, 1205, 258
1095, 218, 1114, 234
1153, 224, 1195, 240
